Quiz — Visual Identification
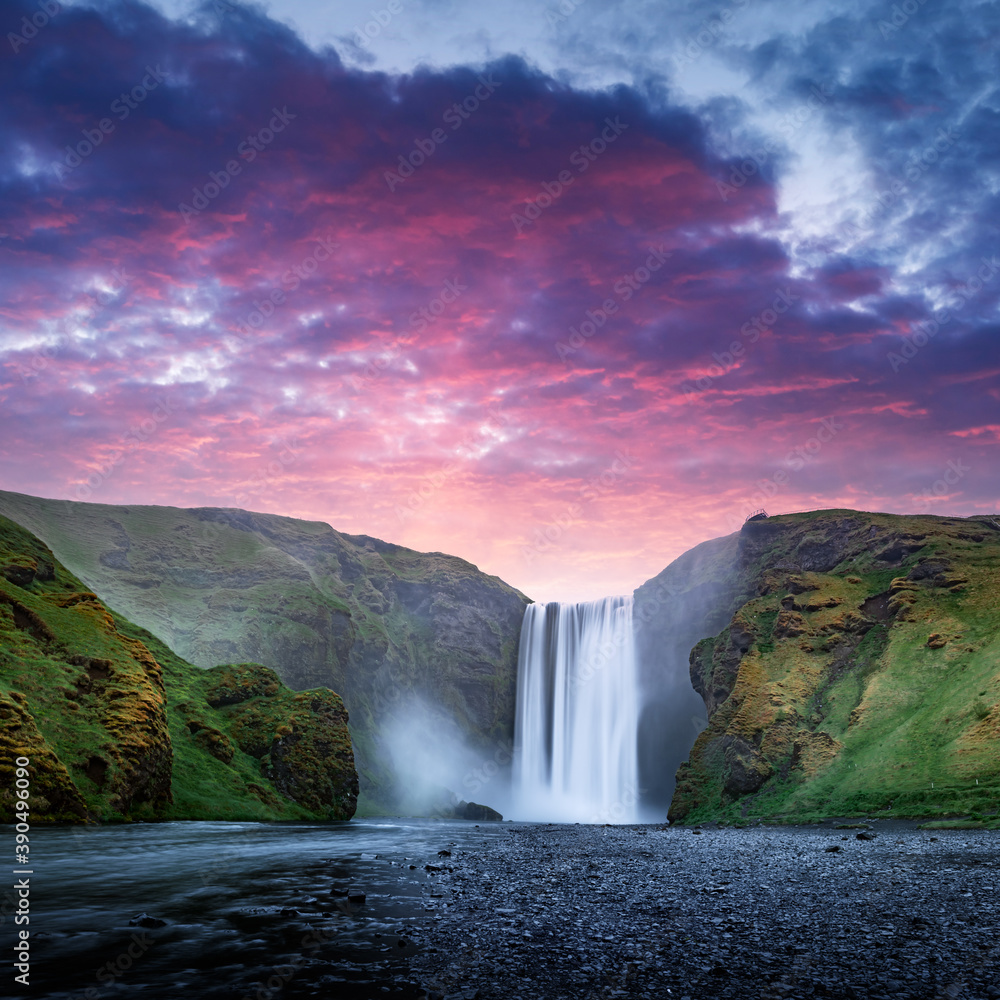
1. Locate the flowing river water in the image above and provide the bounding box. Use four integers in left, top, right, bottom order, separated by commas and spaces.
5, 819, 998, 1000
3, 819, 502, 1000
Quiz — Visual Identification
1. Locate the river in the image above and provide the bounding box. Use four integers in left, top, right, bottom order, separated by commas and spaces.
4, 819, 501, 1000
7, 820, 998, 1000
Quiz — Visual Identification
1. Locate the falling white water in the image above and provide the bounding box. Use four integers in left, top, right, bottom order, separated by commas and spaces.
512, 596, 641, 823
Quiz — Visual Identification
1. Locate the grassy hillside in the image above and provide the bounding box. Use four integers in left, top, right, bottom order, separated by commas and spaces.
669, 510, 1000, 827
0, 514, 357, 823
0, 492, 529, 810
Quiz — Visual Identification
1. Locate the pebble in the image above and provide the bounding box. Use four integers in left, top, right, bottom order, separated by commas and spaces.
408, 822, 999, 999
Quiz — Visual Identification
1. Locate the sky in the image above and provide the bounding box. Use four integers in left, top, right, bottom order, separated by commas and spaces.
1, 0, 998, 602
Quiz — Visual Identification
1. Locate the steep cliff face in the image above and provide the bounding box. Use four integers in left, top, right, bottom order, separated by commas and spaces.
0, 514, 357, 823
0, 492, 529, 809
664, 510, 1000, 826
632, 532, 744, 812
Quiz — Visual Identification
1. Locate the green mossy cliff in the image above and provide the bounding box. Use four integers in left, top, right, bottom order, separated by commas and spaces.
658, 510, 1000, 827
0, 491, 529, 810
0, 514, 357, 823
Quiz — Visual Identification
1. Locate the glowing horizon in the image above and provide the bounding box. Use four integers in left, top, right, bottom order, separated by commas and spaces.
2, 0, 998, 603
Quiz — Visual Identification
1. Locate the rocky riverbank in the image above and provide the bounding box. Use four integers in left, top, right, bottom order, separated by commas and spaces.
407, 822, 999, 1000
18, 820, 998, 999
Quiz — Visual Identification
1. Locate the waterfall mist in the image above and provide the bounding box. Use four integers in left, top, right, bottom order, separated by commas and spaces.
512, 597, 644, 823
382, 695, 514, 818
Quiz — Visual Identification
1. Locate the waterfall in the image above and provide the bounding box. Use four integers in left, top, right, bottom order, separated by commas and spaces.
512, 596, 640, 823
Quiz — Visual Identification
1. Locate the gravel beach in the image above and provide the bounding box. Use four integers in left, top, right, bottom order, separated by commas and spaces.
17, 820, 998, 1000
406, 822, 999, 1000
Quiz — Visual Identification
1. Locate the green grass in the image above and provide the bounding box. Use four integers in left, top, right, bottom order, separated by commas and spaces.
0, 513, 357, 823
918, 818, 1000, 830
671, 510, 1000, 825
0, 491, 531, 812
752, 610, 779, 654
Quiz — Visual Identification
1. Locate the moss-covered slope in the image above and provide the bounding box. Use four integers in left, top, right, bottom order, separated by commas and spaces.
0, 491, 529, 810
0, 514, 357, 823
666, 510, 1000, 827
